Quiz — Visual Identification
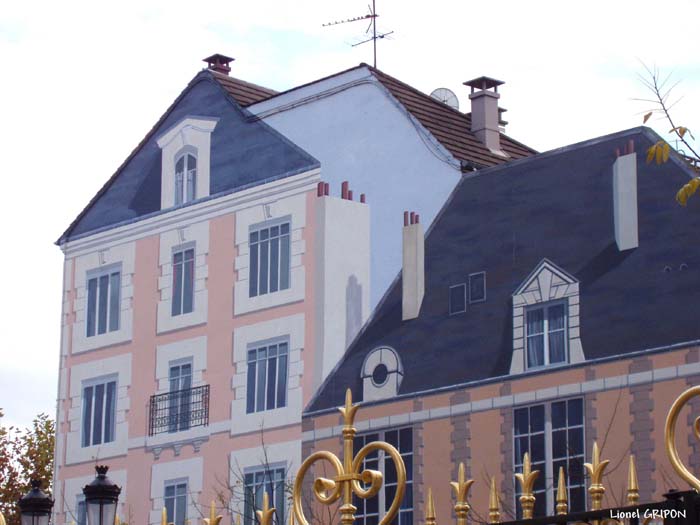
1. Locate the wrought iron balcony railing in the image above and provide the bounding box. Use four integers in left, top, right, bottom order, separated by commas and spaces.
148, 384, 210, 436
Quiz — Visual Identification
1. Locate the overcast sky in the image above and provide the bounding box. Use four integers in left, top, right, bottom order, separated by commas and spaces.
1, 0, 698, 430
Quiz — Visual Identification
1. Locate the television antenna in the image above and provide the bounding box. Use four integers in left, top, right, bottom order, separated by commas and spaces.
322, 0, 393, 68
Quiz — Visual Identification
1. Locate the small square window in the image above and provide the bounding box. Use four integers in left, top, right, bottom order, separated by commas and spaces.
469, 272, 486, 303
449, 284, 466, 315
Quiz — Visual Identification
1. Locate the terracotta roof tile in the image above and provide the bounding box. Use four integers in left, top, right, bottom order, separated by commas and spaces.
211, 70, 278, 106
212, 64, 535, 168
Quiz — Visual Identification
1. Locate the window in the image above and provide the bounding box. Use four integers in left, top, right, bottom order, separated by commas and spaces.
469, 272, 486, 303
86, 268, 121, 337
449, 284, 466, 315
513, 399, 584, 517
525, 302, 567, 369
354, 427, 413, 525
175, 153, 197, 205
246, 341, 288, 413
249, 222, 291, 297
82, 378, 117, 447
243, 467, 286, 525
164, 481, 188, 525
172, 248, 195, 316
168, 362, 192, 433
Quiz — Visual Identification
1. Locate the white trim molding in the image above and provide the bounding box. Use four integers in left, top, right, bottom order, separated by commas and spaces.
150, 457, 204, 525
231, 314, 305, 435
71, 242, 135, 354
157, 116, 219, 210
157, 221, 209, 333
510, 259, 584, 374
66, 354, 131, 464
234, 192, 307, 315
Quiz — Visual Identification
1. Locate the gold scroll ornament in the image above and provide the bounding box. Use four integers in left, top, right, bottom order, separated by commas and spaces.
665, 385, 700, 491
292, 389, 406, 525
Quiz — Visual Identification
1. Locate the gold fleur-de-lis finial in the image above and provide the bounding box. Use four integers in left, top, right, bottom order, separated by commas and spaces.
555, 467, 568, 515
450, 462, 474, 525
256, 492, 276, 525
338, 388, 359, 427
0, 512, 7, 525
115, 516, 121, 525
627, 455, 640, 505
515, 453, 539, 519
203, 501, 223, 525
584, 441, 610, 510
425, 488, 437, 525
236, 514, 241, 525
488, 477, 500, 524
161, 507, 168, 525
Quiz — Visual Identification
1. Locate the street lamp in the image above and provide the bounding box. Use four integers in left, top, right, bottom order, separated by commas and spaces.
18, 480, 54, 525
82, 466, 121, 525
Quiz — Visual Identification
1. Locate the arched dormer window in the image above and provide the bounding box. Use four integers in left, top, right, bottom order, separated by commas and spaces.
175, 152, 197, 205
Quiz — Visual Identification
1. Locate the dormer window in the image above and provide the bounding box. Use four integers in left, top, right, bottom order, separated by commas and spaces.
510, 259, 585, 374
156, 116, 218, 210
175, 153, 197, 205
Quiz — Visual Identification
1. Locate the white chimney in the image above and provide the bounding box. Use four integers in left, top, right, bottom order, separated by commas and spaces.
613, 140, 639, 251
464, 76, 505, 154
402, 211, 424, 321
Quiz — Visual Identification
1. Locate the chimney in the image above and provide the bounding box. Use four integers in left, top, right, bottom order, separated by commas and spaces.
203, 54, 234, 75
402, 211, 425, 321
613, 140, 639, 251
464, 76, 505, 154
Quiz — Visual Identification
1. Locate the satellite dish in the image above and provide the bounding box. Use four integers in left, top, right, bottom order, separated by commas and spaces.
430, 87, 459, 110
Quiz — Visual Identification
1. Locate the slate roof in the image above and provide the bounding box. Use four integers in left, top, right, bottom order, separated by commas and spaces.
58, 70, 317, 244
213, 64, 536, 168
306, 127, 700, 413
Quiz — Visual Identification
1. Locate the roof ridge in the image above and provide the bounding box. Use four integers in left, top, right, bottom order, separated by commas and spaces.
209, 69, 278, 95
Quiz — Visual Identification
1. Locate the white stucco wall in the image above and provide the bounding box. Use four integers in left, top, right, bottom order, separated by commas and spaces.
249, 66, 461, 307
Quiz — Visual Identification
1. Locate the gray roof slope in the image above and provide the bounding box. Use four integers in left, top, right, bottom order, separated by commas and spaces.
58, 71, 318, 244
307, 127, 700, 413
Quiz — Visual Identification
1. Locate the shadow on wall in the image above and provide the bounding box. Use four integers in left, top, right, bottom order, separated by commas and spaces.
346, 275, 363, 346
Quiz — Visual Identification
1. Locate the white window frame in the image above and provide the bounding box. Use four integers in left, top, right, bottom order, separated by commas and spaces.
524, 300, 568, 370
164, 479, 188, 525
513, 399, 585, 517
246, 339, 289, 414
171, 245, 196, 317
243, 465, 287, 525
354, 427, 413, 525
174, 149, 197, 206
81, 375, 118, 448
85, 264, 121, 337
248, 218, 292, 298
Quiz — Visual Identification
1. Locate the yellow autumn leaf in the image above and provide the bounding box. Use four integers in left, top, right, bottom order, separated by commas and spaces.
643, 112, 653, 124
676, 178, 700, 206
656, 141, 664, 164
646, 144, 656, 164
662, 142, 670, 162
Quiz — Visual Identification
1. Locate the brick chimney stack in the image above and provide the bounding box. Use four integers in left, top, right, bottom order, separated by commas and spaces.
464, 76, 505, 154
203, 54, 234, 75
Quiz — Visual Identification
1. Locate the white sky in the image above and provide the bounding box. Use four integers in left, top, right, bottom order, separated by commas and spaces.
1, 0, 698, 429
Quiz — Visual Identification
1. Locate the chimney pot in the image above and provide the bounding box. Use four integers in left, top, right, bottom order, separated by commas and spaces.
403, 211, 409, 227
203, 53, 234, 75
360, 193, 366, 203
464, 76, 505, 154
341, 181, 349, 200
324, 182, 330, 196
348, 190, 353, 201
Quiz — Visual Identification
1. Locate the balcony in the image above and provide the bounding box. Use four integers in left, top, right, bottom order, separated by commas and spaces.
148, 384, 210, 436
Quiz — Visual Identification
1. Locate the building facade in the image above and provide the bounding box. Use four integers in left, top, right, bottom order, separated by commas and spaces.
53, 56, 533, 525
303, 127, 700, 524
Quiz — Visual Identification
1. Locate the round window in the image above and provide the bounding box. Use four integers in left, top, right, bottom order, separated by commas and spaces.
371, 363, 389, 386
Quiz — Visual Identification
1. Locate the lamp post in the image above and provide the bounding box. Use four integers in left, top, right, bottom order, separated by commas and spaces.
82, 466, 121, 525
18, 480, 54, 525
